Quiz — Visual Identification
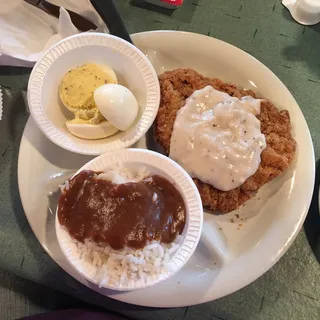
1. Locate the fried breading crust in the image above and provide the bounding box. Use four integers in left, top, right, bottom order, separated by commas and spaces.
154, 69, 297, 213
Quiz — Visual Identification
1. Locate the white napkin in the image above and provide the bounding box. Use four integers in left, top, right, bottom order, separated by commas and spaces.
0, 0, 108, 67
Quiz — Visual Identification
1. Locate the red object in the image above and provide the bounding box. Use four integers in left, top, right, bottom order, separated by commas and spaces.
161, 0, 183, 5
144, 0, 183, 9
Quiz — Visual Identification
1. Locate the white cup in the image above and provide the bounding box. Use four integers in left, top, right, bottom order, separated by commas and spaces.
283, 0, 320, 25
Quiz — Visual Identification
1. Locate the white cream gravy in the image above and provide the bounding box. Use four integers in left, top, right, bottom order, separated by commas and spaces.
169, 86, 266, 191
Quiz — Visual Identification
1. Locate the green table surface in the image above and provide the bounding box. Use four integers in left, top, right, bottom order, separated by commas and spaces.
0, 1, 319, 319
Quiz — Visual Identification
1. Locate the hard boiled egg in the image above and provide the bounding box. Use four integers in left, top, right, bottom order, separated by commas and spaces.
94, 84, 139, 131
66, 121, 119, 140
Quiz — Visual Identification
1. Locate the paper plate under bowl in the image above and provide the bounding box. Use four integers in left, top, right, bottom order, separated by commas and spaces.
19, 31, 315, 307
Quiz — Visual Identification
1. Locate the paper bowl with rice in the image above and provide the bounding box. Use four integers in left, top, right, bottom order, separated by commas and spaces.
55, 149, 203, 290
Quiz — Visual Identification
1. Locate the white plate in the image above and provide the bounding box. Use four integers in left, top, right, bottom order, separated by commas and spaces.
18, 31, 315, 307
56, 149, 203, 291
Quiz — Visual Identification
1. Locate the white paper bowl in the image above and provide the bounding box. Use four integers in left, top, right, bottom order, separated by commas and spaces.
55, 148, 203, 291
28, 33, 160, 155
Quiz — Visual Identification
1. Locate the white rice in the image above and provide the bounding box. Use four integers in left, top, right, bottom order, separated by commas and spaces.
66, 236, 180, 289
59, 165, 181, 289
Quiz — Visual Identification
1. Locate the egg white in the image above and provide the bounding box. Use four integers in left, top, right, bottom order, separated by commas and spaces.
94, 84, 139, 131
66, 121, 119, 140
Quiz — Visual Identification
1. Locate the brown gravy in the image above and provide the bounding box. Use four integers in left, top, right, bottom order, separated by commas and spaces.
58, 170, 186, 250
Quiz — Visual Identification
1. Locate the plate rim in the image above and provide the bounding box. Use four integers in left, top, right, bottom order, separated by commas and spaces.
18, 30, 315, 307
